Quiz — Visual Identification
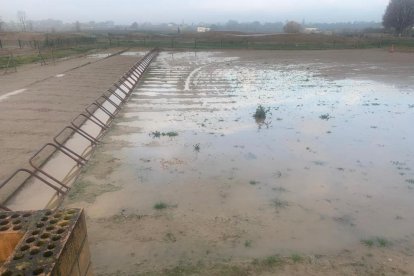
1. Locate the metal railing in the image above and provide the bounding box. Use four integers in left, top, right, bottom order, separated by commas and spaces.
0, 48, 159, 211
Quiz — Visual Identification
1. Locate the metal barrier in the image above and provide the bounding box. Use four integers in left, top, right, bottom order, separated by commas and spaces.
0, 48, 159, 211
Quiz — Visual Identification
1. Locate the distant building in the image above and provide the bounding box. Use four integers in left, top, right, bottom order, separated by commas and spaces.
197, 27, 211, 33
303, 28, 320, 34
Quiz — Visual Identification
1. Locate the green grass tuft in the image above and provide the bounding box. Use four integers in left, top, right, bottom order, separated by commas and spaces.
154, 202, 168, 210
290, 254, 303, 263
319, 113, 331, 120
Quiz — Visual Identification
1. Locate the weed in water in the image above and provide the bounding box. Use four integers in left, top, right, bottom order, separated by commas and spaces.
193, 143, 201, 152
272, 187, 287, 192
406, 179, 414, 185
164, 232, 177, 243
291, 254, 303, 263
319, 113, 331, 120
271, 198, 289, 209
165, 131, 179, 137
253, 105, 270, 121
150, 131, 179, 138
150, 131, 161, 138
154, 202, 168, 210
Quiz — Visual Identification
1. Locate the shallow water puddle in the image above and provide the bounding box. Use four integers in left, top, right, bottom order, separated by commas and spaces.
68, 51, 414, 273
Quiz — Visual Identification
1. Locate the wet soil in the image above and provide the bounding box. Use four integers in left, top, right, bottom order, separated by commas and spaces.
64, 49, 414, 275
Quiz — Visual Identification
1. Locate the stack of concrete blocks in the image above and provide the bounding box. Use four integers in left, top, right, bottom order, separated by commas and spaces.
0, 208, 92, 276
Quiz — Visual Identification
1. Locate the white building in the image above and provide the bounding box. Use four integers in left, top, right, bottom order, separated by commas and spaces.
303, 28, 320, 34
197, 27, 211, 33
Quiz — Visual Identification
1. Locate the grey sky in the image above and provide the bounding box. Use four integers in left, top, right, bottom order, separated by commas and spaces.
0, 0, 389, 24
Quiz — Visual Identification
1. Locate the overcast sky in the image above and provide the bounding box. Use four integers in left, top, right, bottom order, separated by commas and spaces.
0, 0, 389, 24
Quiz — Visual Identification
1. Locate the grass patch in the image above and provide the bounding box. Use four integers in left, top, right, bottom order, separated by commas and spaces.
361, 237, 391, 248
0, 46, 97, 68
377, 238, 390, 247
260, 255, 283, 267
160, 263, 248, 276
361, 239, 374, 247
143, 253, 315, 275
153, 202, 168, 210
290, 254, 303, 263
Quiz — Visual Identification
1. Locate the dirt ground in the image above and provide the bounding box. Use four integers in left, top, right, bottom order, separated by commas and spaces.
61, 49, 414, 275
0, 48, 144, 182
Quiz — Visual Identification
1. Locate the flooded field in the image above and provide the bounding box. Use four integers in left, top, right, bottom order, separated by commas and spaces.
65, 50, 414, 275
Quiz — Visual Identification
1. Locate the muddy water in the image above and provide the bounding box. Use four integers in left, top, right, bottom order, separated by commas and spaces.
67, 51, 414, 273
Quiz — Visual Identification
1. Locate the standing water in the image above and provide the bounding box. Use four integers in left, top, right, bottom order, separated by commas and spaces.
65, 51, 414, 274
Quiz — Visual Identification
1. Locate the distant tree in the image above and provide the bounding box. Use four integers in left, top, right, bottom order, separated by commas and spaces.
75, 21, 81, 32
383, 0, 414, 35
283, 21, 302, 33
17, 11, 27, 31
27, 21, 33, 31
130, 22, 138, 29
0, 17, 4, 32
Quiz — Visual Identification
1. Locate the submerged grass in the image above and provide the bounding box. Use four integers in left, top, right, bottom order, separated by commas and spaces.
150, 131, 179, 138
68, 180, 121, 203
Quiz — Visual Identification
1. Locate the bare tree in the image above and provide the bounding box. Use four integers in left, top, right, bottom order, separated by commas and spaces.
17, 11, 27, 32
283, 21, 302, 33
383, 0, 414, 35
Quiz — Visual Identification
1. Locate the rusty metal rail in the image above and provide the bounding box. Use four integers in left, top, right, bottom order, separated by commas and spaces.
0, 48, 159, 211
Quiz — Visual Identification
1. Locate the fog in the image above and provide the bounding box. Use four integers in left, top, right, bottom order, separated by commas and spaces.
1, 0, 389, 24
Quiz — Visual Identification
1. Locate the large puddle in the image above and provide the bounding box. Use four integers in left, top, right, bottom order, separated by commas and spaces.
67, 51, 414, 273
